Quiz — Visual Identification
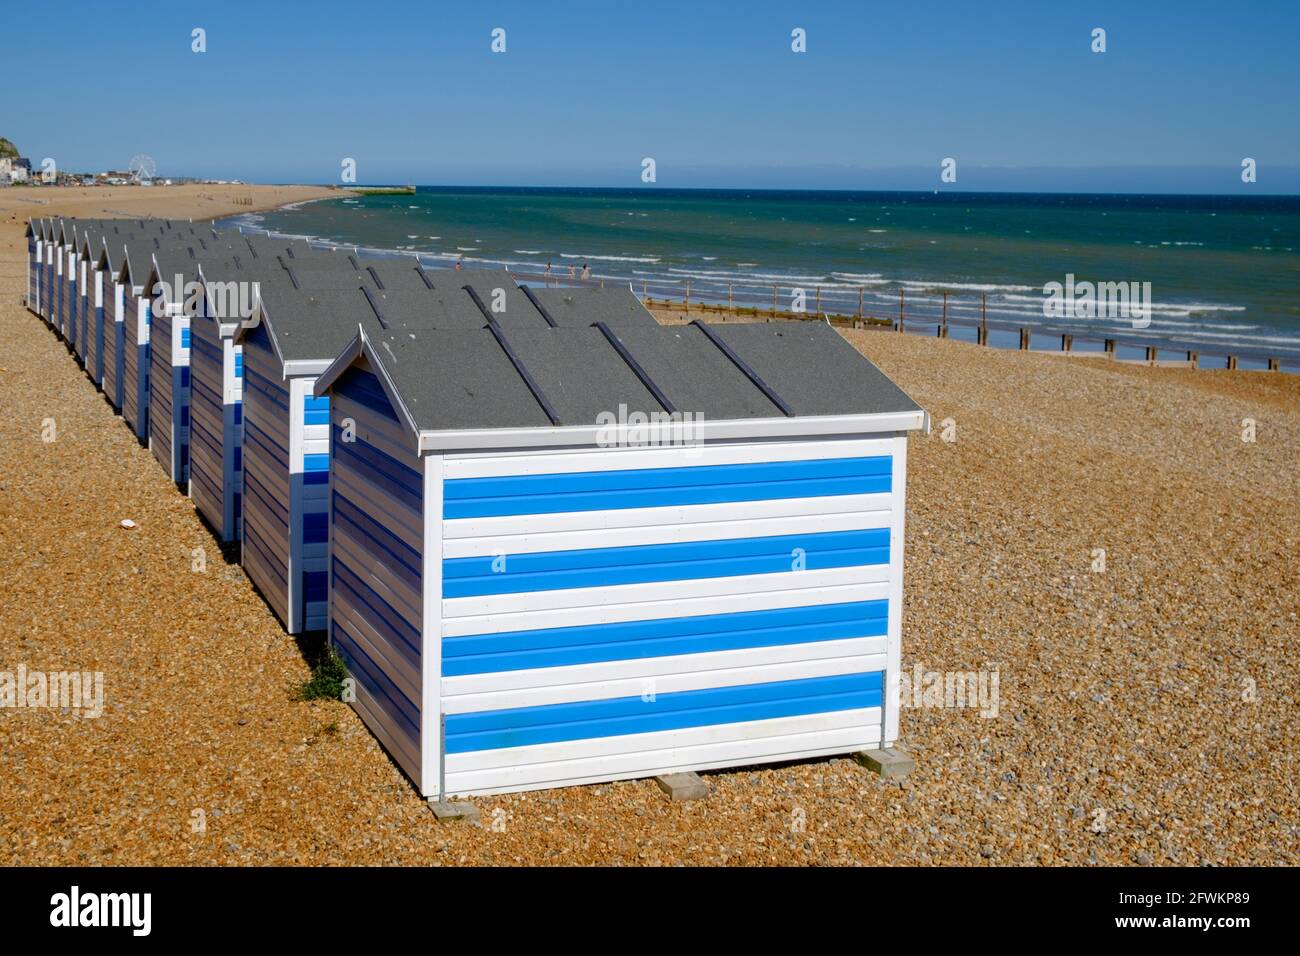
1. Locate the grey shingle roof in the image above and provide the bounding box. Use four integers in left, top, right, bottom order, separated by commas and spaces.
340, 319, 921, 434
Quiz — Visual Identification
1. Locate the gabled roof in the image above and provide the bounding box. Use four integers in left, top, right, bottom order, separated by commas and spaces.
314, 319, 926, 452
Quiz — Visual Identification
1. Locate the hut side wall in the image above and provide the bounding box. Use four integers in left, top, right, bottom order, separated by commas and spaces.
121, 289, 151, 440
240, 323, 292, 629
148, 299, 191, 485
27, 235, 39, 315
328, 365, 424, 784
432, 435, 906, 796
102, 280, 125, 410
190, 314, 242, 541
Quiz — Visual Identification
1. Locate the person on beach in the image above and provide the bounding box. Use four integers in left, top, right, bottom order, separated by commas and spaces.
455, 258, 463, 271
581, 263, 591, 281
568, 265, 576, 279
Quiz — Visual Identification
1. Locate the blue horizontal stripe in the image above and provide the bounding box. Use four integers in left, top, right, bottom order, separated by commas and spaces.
444, 671, 882, 753
443, 599, 889, 675
444, 456, 892, 518
180, 328, 191, 348
441, 528, 889, 598
302, 453, 330, 473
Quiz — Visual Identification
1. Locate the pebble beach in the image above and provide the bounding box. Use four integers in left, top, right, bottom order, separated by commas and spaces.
1, 186, 1296, 866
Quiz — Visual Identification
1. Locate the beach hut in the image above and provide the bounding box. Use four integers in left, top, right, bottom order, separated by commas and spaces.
24, 219, 43, 317
73, 221, 114, 375
144, 247, 203, 485
311, 318, 925, 798
188, 257, 285, 542
235, 285, 387, 634
42, 218, 59, 327
117, 239, 172, 441
52, 219, 77, 342
96, 233, 138, 411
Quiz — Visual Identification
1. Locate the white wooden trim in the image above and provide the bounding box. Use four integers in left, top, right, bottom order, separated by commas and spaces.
885, 434, 908, 745
443, 491, 895, 541
420, 412, 925, 453
419, 454, 445, 799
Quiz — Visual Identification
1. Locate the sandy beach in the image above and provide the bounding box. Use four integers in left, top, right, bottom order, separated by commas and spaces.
0, 186, 1295, 866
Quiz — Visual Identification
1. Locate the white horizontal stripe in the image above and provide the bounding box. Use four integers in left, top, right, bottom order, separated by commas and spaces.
442, 564, 891, 620
444, 708, 880, 793
444, 507, 891, 559
443, 436, 898, 479
442, 578, 891, 637
445, 493, 894, 541
443, 490, 894, 541
442, 643, 886, 713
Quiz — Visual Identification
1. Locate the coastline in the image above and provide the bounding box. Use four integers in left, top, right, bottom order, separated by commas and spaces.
0, 187, 1296, 865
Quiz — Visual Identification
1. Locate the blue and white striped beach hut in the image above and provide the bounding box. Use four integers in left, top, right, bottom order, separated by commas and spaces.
312, 318, 925, 798
235, 285, 384, 634
24, 219, 44, 317
188, 257, 283, 541
145, 247, 203, 485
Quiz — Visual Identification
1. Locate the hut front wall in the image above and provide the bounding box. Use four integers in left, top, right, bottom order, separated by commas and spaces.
294, 380, 331, 632
328, 364, 424, 784
432, 435, 906, 796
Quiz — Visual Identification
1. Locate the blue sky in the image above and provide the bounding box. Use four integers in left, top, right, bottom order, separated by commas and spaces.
3, 0, 1298, 192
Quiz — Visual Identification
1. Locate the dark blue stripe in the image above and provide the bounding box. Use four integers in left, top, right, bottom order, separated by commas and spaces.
443, 599, 889, 675
444, 456, 893, 518
444, 671, 882, 753
441, 528, 889, 598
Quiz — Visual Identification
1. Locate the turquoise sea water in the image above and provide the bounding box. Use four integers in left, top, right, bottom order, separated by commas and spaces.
237, 187, 1300, 360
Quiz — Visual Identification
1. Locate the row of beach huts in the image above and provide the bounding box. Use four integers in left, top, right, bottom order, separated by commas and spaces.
24, 215, 926, 801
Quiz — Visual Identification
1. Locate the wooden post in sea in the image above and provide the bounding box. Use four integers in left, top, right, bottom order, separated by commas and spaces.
815, 287, 822, 314
1268, 357, 1281, 371
727, 283, 733, 313
643, 279, 648, 299
1226, 354, 1238, 370
897, 288, 905, 333
1188, 351, 1199, 368
1019, 328, 1031, 350
1146, 345, 1158, 364
858, 287, 864, 319
685, 280, 690, 313
772, 285, 778, 318
941, 292, 949, 338
978, 293, 988, 346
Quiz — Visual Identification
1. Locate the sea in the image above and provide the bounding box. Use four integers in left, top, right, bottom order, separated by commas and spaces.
229, 186, 1300, 365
